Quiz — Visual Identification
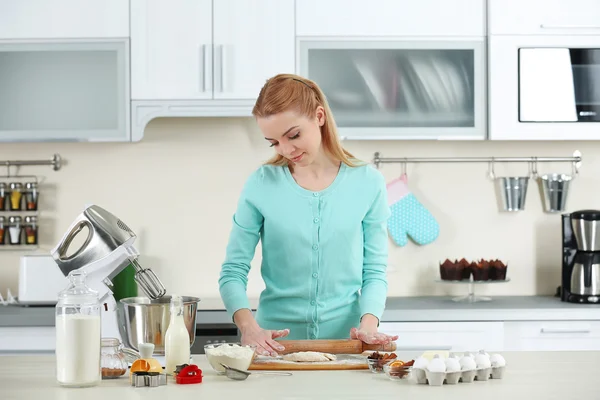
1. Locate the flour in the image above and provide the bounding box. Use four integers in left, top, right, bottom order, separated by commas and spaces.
205, 343, 255, 373
55, 314, 101, 387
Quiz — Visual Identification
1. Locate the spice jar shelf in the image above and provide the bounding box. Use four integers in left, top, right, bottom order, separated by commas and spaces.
0, 245, 39, 251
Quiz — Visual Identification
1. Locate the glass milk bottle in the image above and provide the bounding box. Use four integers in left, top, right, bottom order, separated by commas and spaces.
55, 270, 101, 387
165, 295, 191, 375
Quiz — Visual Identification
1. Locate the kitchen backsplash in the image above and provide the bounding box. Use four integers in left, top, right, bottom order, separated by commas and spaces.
1, 117, 598, 300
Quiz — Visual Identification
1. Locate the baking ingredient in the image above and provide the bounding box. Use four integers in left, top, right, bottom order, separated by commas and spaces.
413, 356, 429, 369
25, 226, 37, 244
427, 355, 446, 372
0, 228, 4, 245
10, 190, 21, 210
205, 343, 256, 373
367, 351, 396, 370
283, 351, 337, 362
445, 357, 461, 372
102, 368, 126, 378
490, 353, 506, 367
8, 225, 21, 244
475, 350, 491, 368
459, 354, 477, 371
165, 295, 191, 375
56, 314, 101, 386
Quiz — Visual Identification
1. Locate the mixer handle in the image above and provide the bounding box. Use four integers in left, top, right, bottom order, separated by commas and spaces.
56, 220, 94, 261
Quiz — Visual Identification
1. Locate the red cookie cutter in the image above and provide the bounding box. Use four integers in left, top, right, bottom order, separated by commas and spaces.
175, 364, 203, 384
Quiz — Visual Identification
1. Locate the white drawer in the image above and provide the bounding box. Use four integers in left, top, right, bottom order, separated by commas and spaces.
379, 322, 504, 352
489, 0, 600, 35
0, 327, 55, 353
504, 321, 600, 351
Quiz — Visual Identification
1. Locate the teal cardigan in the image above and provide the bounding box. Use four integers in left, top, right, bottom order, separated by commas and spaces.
218, 162, 391, 340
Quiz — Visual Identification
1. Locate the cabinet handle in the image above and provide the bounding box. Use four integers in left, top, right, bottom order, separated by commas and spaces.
220, 45, 226, 93
540, 328, 591, 334
203, 44, 211, 92
540, 24, 600, 30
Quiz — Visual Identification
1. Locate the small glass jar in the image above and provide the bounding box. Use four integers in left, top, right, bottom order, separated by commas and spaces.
56, 270, 101, 388
0, 183, 6, 210
8, 216, 22, 245
25, 182, 38, 211
24, 216, 38, 245
0, 216, 5, 245
101, 338, 128, 379
9, 182, 23, 211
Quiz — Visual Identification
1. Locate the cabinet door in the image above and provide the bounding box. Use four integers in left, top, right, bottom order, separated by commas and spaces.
379, 322, 504, 352
0, 327, 55, 353
299, 39, 485, 140
504, 321, 600, 351
0, 0, 128, 39
212, 0, 295, 100
130, 0, 213, 100
296, 0, 485, 37
489, 0, 600, 35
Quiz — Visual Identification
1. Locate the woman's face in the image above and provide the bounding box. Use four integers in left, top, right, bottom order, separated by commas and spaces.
257, 108, 325, 167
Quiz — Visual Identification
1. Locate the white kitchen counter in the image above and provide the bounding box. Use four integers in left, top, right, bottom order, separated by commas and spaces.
1, 351, 598, 399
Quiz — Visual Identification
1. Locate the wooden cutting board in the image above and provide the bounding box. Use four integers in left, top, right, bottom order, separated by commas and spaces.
270, 339, 396, 355
249, 354, 369, 371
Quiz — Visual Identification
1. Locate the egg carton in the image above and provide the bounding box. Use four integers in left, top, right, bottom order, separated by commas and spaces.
412, 351, 506, 387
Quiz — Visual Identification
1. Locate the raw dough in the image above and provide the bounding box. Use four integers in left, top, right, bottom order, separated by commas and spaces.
282, 351, 337, 362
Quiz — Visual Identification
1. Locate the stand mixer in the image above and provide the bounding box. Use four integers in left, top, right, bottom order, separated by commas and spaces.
51, 205, 166, 342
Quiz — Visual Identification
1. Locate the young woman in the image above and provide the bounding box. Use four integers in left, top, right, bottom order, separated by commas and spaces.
219, 73, 398, 357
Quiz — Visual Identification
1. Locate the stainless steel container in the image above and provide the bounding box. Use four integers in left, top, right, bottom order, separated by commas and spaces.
119, 296, 200, 355
540, 173, 572, 213
496, 177, 529, 211
571, 211, 600, 251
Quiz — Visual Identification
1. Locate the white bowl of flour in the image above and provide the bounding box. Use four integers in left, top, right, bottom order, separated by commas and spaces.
204, 343, 257, 374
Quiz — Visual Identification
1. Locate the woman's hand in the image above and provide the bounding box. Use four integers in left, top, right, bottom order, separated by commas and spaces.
350, 313, 398, 345
241, 326, 290, 357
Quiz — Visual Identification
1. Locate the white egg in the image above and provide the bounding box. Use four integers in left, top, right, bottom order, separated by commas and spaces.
459, 355, 477, 371
490, 353, 506, 367
444, 357, 461, 372
413, 356, 429, 369
475, 352, 491, 369
427, 355, 447, 373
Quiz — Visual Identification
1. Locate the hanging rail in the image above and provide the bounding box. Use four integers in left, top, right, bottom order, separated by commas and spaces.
373, 150, 582, 170
0, 153, 62, 171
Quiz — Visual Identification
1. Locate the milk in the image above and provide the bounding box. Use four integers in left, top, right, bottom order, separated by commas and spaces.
165, 295, 191, 375
55, 314, 101, 387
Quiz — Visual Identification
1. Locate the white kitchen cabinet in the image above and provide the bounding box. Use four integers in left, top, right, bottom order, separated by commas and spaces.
296, 0, 485, 37
0, 327, 55, 354
0, 0, 128, 39
504, 321, 600, 351
130, 0, 213, 101
131, 0, 294, 101
489, 0, 600, 36
379, 322, 504, 352
212, 0, 295, 100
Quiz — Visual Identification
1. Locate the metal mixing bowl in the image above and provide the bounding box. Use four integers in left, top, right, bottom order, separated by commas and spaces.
119, 296, 200, 355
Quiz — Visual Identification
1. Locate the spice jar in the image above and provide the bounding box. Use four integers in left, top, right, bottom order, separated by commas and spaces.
101, 338, 128, 379
8, 216, 22, 245
24, 182, 38, 211
0, 217, 5, 245
0, 183, 6, 210
56, 270, 101, 388
24, 216, 38, 245
9, 182, 23, 211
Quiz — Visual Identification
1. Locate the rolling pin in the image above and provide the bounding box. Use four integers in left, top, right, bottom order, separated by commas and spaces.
273, 339, 396, 355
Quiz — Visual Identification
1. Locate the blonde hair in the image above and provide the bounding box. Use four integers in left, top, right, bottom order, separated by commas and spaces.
252, 73, 361, 167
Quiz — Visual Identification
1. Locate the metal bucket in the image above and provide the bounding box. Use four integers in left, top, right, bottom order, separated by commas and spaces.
496, 177, 529, 211
540, 173, 572, 213
119, 296, 200, 355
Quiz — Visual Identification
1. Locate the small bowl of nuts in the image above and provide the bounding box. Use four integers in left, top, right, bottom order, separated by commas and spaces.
383, 359, 414, 380
366, 352, 397, 374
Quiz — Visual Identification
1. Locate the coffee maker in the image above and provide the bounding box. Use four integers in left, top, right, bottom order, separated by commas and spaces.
561, 210, 600, 303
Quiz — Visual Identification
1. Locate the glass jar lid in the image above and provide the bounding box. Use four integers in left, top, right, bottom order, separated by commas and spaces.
25, 182, 37, 190
57, 270, 99, 306
8, 216, 22, 224
24, 216, 37, 224
9, 182, 22, 190
101, 338, 121, 347
0, 182, 6, 190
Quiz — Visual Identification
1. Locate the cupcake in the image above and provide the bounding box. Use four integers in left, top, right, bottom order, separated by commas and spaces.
490, 353, 506, 379
490, 260, 508, 281
440, 259, 463, 280
472, 259, 490, 281
458, 258, 472, 280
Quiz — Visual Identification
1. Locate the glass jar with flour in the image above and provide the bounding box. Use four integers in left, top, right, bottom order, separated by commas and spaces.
55, 270, 101, 387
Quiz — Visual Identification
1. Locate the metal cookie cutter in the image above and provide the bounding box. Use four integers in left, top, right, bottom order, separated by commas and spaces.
131, 372, 168, 387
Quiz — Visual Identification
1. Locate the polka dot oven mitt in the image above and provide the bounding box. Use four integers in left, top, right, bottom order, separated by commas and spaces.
386, 174, 439, 246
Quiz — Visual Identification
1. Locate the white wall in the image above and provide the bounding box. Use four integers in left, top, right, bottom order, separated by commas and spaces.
1, 117, 598, 303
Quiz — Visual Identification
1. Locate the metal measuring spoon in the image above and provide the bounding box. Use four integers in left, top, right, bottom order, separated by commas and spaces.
220, 363, 293, 381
